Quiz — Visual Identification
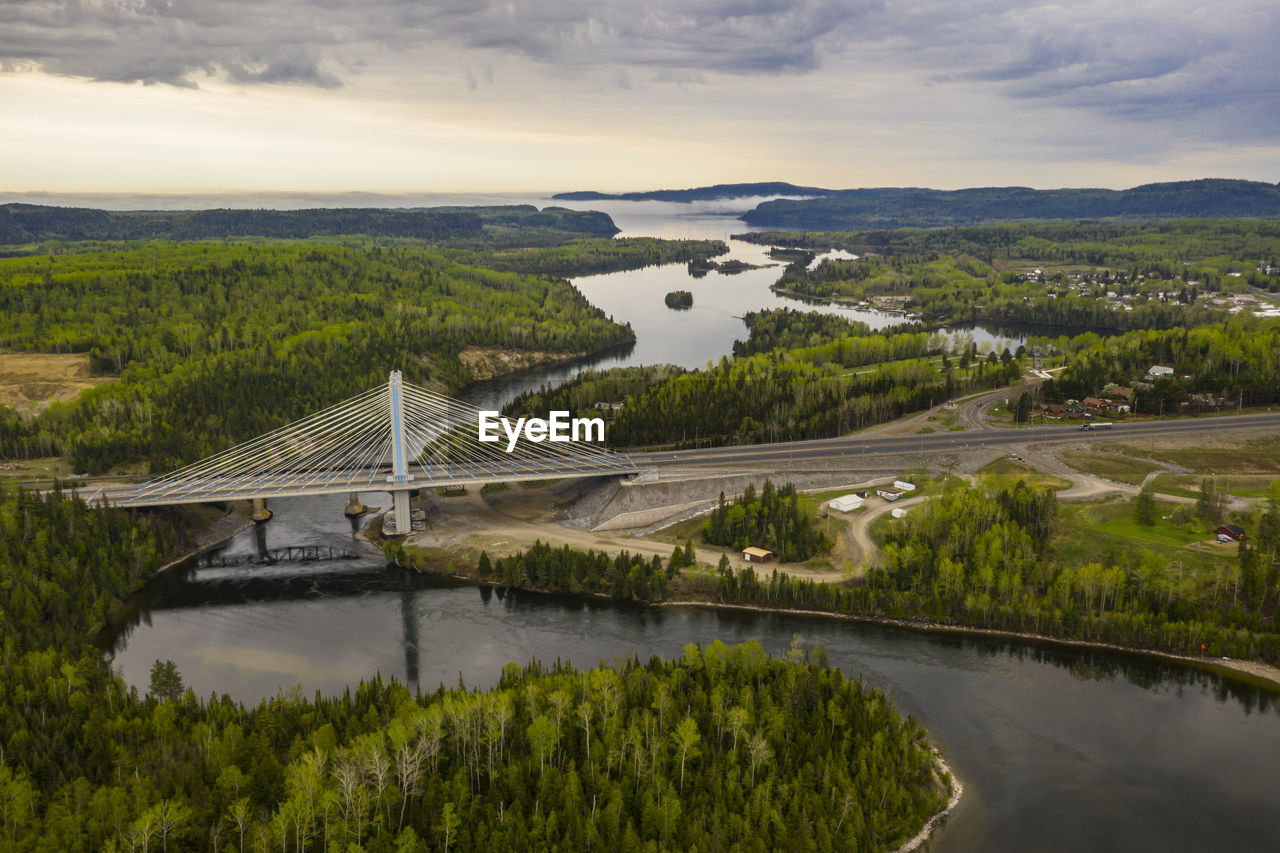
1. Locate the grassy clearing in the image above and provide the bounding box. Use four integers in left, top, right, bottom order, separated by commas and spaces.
1052, 497, 1234, 575
1059, 449, 1162, 485
979, 457, 1073, 491
0, 457, 72, 485
1154, 473, 1280, 500
1100, 437, 1280, 475
0, 352, 114, 413
649, 515, 707, 545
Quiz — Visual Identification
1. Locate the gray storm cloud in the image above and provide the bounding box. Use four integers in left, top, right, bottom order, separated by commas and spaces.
1, 0, 1277, 139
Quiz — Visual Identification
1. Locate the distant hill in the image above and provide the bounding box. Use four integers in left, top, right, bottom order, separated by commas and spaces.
0, 204, 619, 244
553, 182, 834, 202
740, 179, 1280, 230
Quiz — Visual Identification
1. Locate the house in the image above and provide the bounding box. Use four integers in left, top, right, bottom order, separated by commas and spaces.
1148, 365, 1174, 378
1215, 525, 1247, 542
1045, 403, 1067, 419
877, 487, 905, 502
1083, 396, 1108, 411
1111, 386, 1134, 402
828, 494, 864, 512
742, 547, 774, 563
893, 480, 917, 492
891, 507, 910, 519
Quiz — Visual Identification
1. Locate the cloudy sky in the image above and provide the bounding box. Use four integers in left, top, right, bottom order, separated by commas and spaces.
1, 0, 1277, 194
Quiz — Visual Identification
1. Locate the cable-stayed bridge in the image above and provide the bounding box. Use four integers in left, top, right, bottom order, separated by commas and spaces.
95, 371, 636, 534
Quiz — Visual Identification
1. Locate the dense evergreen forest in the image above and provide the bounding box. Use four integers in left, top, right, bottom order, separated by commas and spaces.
444, 236, 726, 277
0, 203, 619, 245
0, 243, 642, 472
503, 365, 686, 422
0, 486, 947, 851
1041, 318, 1280, 412
702, 481, 832, 561
598, 337, 1016, 448
739, 180, 1280, 229
732, 309, 876, 357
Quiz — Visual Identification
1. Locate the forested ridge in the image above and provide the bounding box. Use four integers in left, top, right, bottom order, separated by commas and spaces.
740, 180, 1280, 230
600, 338, 1017, 448
0, 485, 948, 851
444, 237, 726, 277
742, 219, 1280, 271
0, 203, 619, 246
0, 243, 636, 473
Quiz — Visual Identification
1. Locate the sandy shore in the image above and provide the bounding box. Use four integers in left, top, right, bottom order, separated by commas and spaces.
894, 752, 964, 853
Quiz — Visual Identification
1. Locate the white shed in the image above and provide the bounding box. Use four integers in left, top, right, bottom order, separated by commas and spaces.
893, 480, 917, 492
891, 507, 910, 519
828, 494, 864, 512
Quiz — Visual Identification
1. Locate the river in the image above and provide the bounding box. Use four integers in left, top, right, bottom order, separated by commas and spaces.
104, 197, 1280, 851
106, 494, 1280, 853
459, 196, 1023, 410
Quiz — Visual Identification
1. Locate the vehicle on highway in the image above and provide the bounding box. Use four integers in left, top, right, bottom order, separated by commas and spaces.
1080, 422, 1114, 431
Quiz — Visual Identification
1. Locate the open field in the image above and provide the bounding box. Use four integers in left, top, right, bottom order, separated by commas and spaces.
1052, 496, 1237, 574
0, 457, 72, 485
0, 352, 113, 413
1058, 449, 1163, 485
1153, 473, 1280, 501
1099, 437, 1280, 475
979, 457, 1073, 491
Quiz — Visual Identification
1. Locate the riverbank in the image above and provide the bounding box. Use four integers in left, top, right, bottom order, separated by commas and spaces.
398, 545, 1280, 693
661, 599, 1280, 692
155, 505, 255, 573
895, 752, 964, 853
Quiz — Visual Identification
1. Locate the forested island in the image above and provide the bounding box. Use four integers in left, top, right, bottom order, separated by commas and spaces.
664, 290, 693, 309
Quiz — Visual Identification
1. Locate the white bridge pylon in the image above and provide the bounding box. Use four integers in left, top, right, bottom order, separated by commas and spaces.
111, 371, 636, 533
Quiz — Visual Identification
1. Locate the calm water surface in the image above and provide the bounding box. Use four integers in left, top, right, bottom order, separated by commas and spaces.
107, 494, 1280, 853
462, 197, 1023, 409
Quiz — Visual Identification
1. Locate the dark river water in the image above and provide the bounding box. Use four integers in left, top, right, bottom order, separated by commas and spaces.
105, 197, 1280, 851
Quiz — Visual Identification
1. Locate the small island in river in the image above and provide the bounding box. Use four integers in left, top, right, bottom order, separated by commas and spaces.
665, 289, 694, 309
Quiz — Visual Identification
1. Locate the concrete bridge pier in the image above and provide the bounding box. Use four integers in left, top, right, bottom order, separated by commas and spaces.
344, 492, 368, 517
387, 489, 413, 536
251, 497, 273, 523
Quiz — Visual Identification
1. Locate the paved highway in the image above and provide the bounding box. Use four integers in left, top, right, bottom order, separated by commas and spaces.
634, 412, 1280, 468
